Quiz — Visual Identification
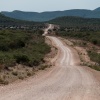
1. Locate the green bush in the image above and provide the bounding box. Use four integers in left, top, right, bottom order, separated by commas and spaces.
91, 39, 98, 45
88, 51, 100, 65
14, 54, 29, 64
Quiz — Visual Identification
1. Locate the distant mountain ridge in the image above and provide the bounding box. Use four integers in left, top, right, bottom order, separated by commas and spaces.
94, 7, 100, 11
1, 7, 100, 22
0, 13, 40, 26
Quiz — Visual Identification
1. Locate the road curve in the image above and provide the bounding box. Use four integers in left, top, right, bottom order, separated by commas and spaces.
43, 24, 53, 36
0, 36, 100, 100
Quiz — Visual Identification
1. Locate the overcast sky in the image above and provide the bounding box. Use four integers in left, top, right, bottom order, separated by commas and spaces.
0, 0, 100, 12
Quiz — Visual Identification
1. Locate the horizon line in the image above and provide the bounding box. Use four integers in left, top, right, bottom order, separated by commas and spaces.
1, 7, 99, 13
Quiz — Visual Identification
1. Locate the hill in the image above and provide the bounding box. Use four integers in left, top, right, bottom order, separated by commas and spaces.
94, 7, 100, 11
49, 16, 100, 29
1, 7, 100, 21
0, 13, 43, 27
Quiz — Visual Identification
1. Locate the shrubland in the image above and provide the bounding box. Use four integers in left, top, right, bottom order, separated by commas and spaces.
0, 29, 50, 70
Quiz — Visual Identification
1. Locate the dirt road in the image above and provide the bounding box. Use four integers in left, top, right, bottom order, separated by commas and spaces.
43, 24, 53, 36
0, 36, 100, 100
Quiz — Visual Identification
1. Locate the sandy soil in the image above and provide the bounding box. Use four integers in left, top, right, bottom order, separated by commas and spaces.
0, 36, 100, 100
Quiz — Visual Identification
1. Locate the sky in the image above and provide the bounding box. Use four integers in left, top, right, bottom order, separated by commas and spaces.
0, 0, 100, 12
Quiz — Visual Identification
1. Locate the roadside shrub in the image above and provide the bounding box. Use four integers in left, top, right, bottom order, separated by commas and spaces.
88, 50, 100, 65
0, 45, 9, 51
12, 71, 18, 76
0, 76, 9, 85
18, 76, 24, 80
91, 39, 98, 45
14, 54, 29, 64
9, 40, 25, 49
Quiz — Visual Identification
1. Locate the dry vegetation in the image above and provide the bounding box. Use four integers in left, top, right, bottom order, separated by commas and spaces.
0, 29, 51, 85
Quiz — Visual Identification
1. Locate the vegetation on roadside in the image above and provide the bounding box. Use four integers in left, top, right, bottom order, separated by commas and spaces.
56, 31, 100, 46
0, 29, 50, 70
88, 51, 100, 65
87, 50, 100, 71
0, 29, 51, 84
